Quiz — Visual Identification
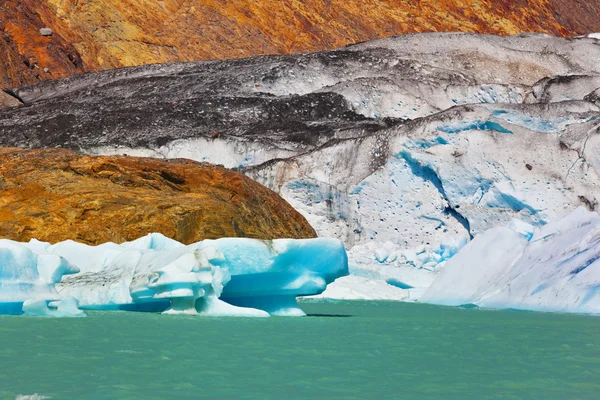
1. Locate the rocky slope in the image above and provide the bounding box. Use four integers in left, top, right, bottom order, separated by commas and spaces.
0, 148, 316, 245
1, 32, 599, 292
2, 0, 600, 88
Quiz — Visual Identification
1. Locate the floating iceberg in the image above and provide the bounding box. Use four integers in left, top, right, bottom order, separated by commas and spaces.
0, 240, 80, 316
0, 236, 348, 317
23, 297, 86, 317
421, 207, 600, 314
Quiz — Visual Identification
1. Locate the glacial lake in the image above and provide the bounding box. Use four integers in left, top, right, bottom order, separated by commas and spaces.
1, 301, 599, 399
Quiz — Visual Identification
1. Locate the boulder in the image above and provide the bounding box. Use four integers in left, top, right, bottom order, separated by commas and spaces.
0, 148, 316, 244
0, 91, 21, 109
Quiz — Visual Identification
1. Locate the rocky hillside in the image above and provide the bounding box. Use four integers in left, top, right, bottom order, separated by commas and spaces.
0, 148, 316, 244
2, 0, 600, 88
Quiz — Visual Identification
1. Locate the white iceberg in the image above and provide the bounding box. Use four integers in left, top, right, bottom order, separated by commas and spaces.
421, 207, 600, 314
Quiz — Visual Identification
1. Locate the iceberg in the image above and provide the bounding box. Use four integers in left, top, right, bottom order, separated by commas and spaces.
420, 227, 529, 307
23, 297, 86, 317
421, 207, 600, 314
0, 235, 348, 317
0, 240, 80, 315
193, 238, 348, 316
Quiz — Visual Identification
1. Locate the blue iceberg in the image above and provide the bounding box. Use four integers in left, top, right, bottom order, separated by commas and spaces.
0, 235, 348, 317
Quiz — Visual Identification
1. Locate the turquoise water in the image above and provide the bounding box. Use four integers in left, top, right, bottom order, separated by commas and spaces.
1, 301, 599, 399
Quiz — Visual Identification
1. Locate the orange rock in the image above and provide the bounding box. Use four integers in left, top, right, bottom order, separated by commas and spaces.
0, 1, 84, 88
0, 148, 317, 245
1, 0, 600, 88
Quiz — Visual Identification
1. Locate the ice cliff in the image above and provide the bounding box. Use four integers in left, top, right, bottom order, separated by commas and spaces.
0, 236, 348, 317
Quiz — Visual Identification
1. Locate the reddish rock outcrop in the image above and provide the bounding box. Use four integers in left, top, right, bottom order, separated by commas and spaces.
0, 1, 84, 88
1, 0, 600, 88
0, 148, 317, 245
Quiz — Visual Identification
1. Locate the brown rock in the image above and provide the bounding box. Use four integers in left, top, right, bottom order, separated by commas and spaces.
2, 0, 600, 89
0, 91, 22, 109
0, 148, 317, 245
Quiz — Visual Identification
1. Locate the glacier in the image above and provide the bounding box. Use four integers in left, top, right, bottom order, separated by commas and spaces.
0, 235, 348, 317
2, 32, 600, 307
420, 207, 600, 314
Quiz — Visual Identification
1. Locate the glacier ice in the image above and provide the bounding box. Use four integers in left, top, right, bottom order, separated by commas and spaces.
23, 297, 86, 317
2, 33, 600, 305
420, 227, 529, 307
192, 238, 348, 316
507, 219, 535, 240
0, 236, 348, 317
241, 102, 599, 291
421, 208, 600, 314
0, 240, 80, 315
306, 275, 409, 301
340, 233, 468, 299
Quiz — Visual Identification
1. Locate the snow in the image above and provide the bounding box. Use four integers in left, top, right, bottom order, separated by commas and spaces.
0, 235, 347, 317
420, 208, 600, 313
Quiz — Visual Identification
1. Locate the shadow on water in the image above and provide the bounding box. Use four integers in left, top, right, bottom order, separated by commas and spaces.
306, 314, 352, 318
458, 303, 479, 310
501, 308, 537, 313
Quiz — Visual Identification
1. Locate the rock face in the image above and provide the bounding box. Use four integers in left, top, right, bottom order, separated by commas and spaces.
0, 148, 316, 245
0, 1, 85, 88
2, 0, 600, 88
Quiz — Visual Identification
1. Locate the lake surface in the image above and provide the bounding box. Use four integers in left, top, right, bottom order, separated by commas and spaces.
1, 301, 599, 399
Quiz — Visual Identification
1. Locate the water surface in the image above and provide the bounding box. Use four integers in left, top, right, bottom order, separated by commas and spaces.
1, 301, 599, 399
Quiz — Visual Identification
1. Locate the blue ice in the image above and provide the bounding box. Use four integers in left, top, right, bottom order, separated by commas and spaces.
437, 120, 513, 134
0, 235, 348, 317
